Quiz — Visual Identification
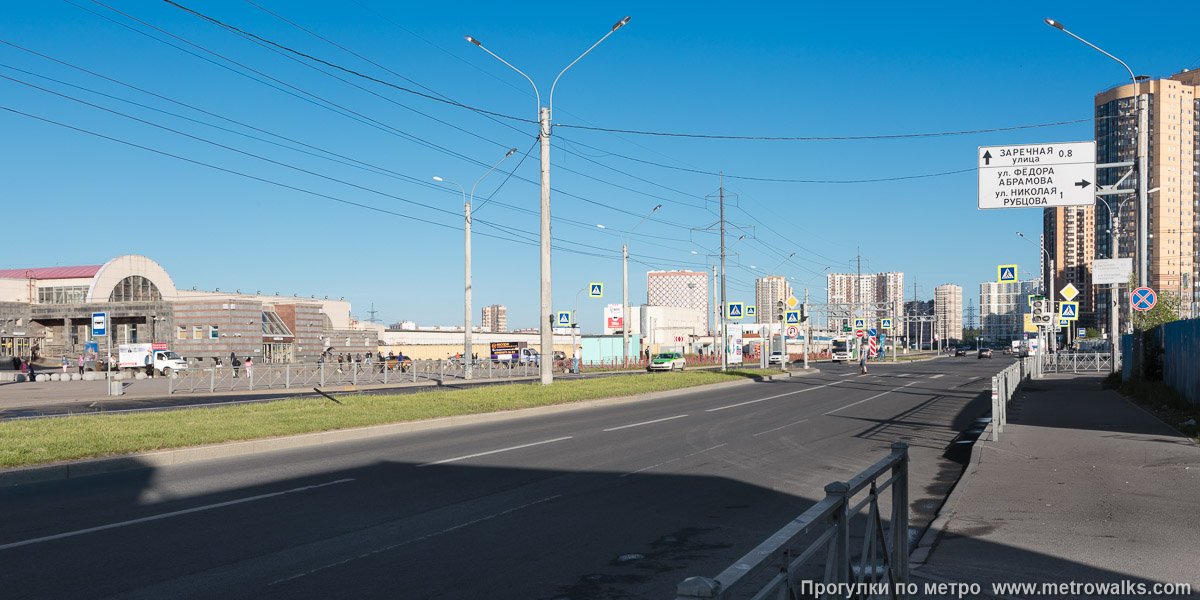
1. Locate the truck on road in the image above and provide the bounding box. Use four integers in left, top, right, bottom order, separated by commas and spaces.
118, 343, 188, 376
489, 341, 539, 366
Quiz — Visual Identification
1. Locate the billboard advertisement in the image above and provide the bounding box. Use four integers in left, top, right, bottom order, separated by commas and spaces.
605, 304, 623, 330
726, 324, 743, 364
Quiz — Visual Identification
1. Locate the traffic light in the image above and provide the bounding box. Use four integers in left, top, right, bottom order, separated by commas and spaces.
799, 305, 808, 322
842, 318, 850, 332
776, 300, 786, 322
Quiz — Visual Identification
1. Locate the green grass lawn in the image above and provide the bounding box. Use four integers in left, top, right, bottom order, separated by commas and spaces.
0, 369, 776, 469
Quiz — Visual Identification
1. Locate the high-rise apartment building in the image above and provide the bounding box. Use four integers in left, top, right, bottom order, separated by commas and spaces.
980, 279, 1041, 344
481, 304, 506, 333
1086, 69, 1199, 326
934, 284, 963, 342
1043, 207, 1096, 329
826, 272, 905, 326
754, 275, 793, 324
647, 270, 709, 331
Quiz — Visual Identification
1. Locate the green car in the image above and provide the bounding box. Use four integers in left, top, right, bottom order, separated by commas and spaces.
647, 352, 687, 372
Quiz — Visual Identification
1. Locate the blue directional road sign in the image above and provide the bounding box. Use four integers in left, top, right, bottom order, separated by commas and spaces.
998, 264, 1017, 283
854, 318, 866, 329
727, 302, 744, 319
785, 310, 800, 325
557, 311, 572, 326
1059, 301, 1079, 320
881, 318, 892, 329
589, 283, 603, 298
1130, 287, 1156, 312
868, 328, 877, 337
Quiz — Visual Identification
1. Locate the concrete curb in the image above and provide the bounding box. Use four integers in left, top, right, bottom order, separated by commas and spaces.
0, 369, 818, 488
909, 420, 991, 566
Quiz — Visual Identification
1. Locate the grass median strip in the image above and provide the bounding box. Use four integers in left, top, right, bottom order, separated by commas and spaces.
0, 369, 777, 469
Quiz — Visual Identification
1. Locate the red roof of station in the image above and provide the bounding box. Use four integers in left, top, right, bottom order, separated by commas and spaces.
0, 265, 104, 280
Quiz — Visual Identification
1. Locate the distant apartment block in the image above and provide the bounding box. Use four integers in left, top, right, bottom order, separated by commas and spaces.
980, 279, 1040, 344
754, 275, 793, 324
826, 271, 904, 327
481, 304, 507, 333
934, 284, 963, 342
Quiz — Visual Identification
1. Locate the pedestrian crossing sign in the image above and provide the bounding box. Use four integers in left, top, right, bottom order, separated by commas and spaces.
557, 311, 572, 326
1059, 301, 1079, 320
785, 310, 800, 325
998, 264, 1017, 283
881, 318, 892, 329
854, 318, 866, 329
589, 283, 603, 298
746, 306, 756, 317
1059, 318, 1069, 328
727, 302, 744, 319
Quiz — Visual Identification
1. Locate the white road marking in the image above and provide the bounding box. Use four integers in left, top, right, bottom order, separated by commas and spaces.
417, 436, 573, 467
620, 444, 728, 477
930, 374, 945, 379
270, 494, 561, 585
824, 381, 918, 416
602, 414, 689, 432
706, 381, 843, 412
752, 419, 810, 437
0, 478, 355, 551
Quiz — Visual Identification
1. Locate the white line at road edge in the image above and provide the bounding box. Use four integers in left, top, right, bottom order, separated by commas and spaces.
271, 494, 562, 585
823, 382, 918, 416
752, 419, 810, 437
417, 436, 573, 467
930, 374, 945, 379
0, 478, 354, 551
706, 380, 843, 412
602, 414, 688, 432
620, 444, 728, 477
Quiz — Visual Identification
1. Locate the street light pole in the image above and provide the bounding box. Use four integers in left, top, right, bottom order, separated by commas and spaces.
1018, 231, 1056, 354
597, 204, 660, 369
1045, 18, 1147, 288
433, 149, 516, 380
467, 17, 631, 385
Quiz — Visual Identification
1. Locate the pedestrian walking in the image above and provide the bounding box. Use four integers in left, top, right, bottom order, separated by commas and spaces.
78, 354, 85, 375
244, 356, 253, 378
60, 355, 69, 373
859, 344, 868, 375
232, 356, 241, 378
572, 346, 581, 374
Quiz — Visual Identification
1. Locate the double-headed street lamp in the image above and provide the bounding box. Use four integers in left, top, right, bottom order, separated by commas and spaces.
434, 148, 517, 379
1044, 18, 1147, 289
597, 203, 661, 367
467, 17, 631, 386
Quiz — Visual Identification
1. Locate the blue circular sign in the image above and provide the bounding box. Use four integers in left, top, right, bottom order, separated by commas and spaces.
1130, 287, 1156, 312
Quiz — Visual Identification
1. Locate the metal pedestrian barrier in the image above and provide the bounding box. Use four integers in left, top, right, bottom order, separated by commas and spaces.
167, 359, 540, 394
990, 355, 1043, 441
674, 443, 910, 600
1041, 352, 1112, 374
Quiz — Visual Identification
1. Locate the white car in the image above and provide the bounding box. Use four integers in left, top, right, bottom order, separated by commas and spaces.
647, 352, 687, 372
768, 351, 787, 365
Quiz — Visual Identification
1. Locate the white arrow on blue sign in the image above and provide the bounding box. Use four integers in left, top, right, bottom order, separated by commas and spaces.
868, 328, 877, 337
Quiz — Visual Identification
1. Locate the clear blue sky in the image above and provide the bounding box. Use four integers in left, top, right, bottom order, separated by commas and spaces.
4, 1, 1199, 331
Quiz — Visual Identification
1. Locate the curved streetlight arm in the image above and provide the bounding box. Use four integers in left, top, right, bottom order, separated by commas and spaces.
433, 176, 466, 204
465, 36, 540, 111
771, 253, 796, 273
1044, 20, 1136, 83
1016, 232, 1051, 262
469, 148, 519, 207
549, 17, 631, 120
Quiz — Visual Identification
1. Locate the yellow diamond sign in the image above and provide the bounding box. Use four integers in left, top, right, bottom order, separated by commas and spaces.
1060, 283, 1079, 302
786, 296, 798, 309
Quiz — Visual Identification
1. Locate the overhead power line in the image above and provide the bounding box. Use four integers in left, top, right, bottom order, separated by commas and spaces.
553, 118, 1095, 140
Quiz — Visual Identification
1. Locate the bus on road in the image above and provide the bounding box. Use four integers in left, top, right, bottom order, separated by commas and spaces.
831, 337, 858, 363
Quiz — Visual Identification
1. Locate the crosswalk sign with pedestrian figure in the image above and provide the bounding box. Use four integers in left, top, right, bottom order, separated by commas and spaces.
881, 318, 892, 329
746, 306, 755, 317
1059, 301, 1079, 320
854, 318, 866, 329
727, 302, 744, 319
785, 310, 800, 325
557, 311, 572, 326
997, 264, 1017, 283
589, 283, 603, 298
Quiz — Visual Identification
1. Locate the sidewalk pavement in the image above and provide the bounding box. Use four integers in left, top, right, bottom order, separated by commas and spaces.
912, 374, 1200, 599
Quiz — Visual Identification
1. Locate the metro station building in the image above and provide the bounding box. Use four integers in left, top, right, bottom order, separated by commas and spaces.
0, 255, 376, 364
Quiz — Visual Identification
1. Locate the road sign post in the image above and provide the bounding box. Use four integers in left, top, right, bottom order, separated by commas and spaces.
978, 141, 1097, 210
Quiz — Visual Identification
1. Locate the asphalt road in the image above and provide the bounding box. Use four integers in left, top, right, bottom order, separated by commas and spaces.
0, 356, 1006, 599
